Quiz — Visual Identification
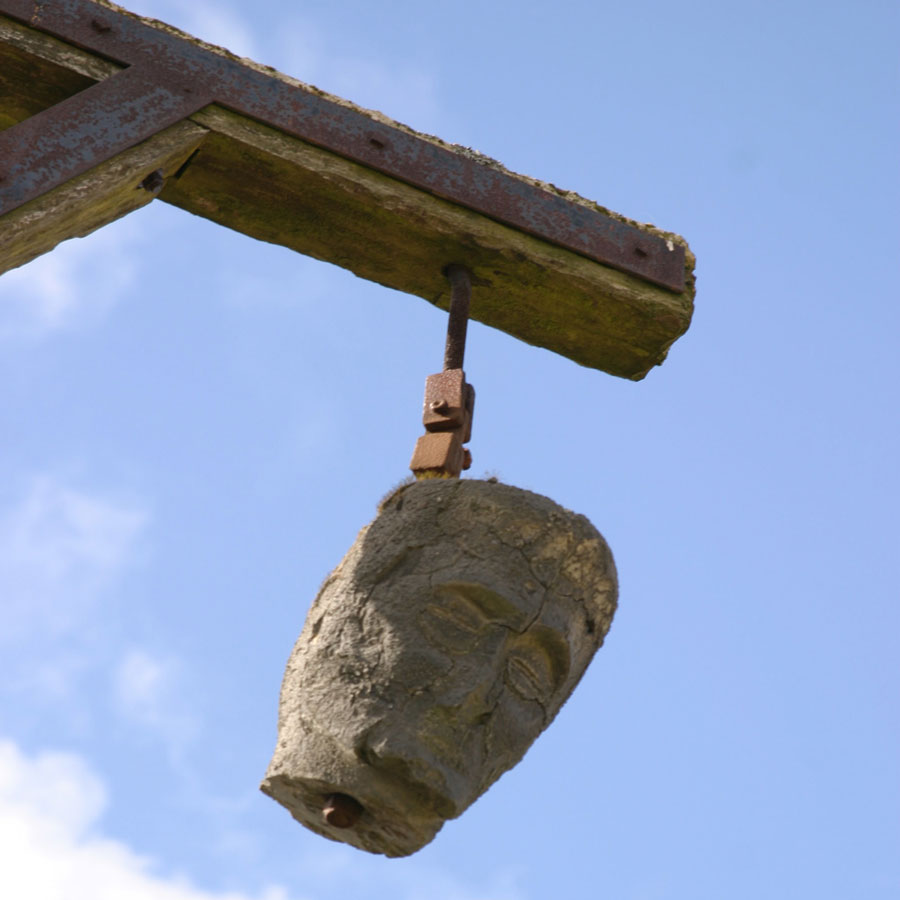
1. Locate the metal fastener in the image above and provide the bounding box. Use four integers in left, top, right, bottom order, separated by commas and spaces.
322, 793, 363, 828
139, 169, 165, 192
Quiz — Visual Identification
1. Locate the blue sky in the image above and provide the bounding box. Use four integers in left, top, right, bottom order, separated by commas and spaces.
1, 0, 897, 897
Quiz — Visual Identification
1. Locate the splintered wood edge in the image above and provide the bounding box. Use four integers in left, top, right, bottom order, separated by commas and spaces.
0, 9, 696, 378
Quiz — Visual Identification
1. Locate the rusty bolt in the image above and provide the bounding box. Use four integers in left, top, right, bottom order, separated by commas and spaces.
429, 399, 449, 414
139, 169, 165, 192
322, 793, 363, 828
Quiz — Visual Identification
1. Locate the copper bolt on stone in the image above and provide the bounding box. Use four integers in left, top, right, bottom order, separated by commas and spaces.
323, 793, 364, 828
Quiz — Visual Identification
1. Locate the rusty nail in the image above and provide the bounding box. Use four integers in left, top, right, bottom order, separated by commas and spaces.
322, 793, 363, 829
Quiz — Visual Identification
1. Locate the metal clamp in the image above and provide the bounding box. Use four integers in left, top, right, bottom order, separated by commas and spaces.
409, 265, 476, 479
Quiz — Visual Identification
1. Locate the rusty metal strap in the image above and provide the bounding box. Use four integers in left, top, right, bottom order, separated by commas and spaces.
0, 0, 685, 291
0, 63, 210, 209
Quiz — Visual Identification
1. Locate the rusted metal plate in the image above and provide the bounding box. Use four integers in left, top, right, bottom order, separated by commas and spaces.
0, 3, 695, 378
0, 0, 684, 291
0, 119, 206, 275
0, 64, 209, 211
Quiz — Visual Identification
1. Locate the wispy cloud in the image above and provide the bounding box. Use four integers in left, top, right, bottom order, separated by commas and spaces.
0, 475, 148, 642
0, 216, 144, 340
112, 649, 200, 755
0, 474, 149, 740
127, 0, 440, 130
0, 473, 210, 770
0, 738, 528, 900
284, 843, 528, 900
0, 0, 444, 345
273, 27, 441, 132
127, 0, 260, 58
0, 739, 297, 900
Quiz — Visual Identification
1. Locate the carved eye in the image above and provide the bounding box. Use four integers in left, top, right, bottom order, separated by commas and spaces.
418, 592, 490, 653
417, 582, 522, 654
504, 625, 570, 703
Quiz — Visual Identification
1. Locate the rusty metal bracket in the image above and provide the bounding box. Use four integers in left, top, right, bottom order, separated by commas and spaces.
410, 266, 476, 479
0, 0, 684, 292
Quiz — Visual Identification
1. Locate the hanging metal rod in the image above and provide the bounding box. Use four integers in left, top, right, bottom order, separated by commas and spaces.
443, 264, 471, 372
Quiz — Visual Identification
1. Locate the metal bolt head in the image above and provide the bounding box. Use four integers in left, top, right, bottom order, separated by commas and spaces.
322, 793, 363, 828
139, 169, 165, 192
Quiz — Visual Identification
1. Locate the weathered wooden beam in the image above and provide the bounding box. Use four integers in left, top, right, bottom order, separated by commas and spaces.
0, 117, 206, 273
0, 1, 695, 379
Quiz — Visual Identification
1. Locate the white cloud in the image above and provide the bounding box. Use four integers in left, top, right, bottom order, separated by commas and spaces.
0, 475, 148, 642
0, 477, 201, 761
0, 737, 527, 900
0, 474, 209, 783
0, 475, 150, 741
112, 649, 199, 753
0, 739, 295, 900
0, 217, 143, 340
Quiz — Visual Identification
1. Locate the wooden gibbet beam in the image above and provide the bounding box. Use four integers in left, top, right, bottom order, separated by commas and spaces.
0, 0, 695, 379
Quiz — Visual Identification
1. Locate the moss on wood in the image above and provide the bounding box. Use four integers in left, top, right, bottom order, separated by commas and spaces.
0, 120, 206, 272
0, 10, 695, 379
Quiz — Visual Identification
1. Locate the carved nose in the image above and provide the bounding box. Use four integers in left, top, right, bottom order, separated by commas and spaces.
354, 729, 459, 820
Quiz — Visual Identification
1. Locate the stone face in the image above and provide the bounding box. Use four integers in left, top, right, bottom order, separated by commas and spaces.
261, 479, 618, 857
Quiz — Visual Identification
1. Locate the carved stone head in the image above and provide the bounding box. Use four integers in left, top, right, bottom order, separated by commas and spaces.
262, 479, 617, 856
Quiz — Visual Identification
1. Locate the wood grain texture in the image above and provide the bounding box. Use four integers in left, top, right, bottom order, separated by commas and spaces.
0, 120, 207, 274
0, 10, 695, 378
